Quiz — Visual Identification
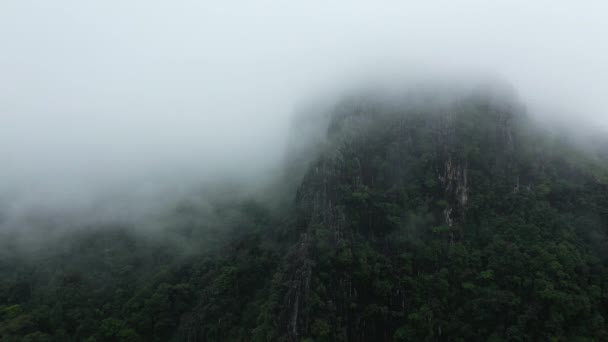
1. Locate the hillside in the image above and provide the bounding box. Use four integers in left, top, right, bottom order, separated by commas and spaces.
2, 86, 608, 341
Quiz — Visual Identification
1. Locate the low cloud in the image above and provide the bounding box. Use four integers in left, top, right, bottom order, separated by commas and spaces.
1, 1, 606, 228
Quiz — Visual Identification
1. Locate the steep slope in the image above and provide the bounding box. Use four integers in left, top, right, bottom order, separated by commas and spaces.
260, 87, 608, 341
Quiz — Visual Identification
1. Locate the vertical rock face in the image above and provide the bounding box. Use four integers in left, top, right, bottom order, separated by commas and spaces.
274, 88, 526, 341
437, 157, 468, 227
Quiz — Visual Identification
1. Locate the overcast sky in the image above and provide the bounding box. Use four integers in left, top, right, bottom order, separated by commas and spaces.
1, 1, 607, 222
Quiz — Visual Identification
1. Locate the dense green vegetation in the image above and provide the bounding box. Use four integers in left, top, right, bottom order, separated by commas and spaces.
1, 88, 608, 341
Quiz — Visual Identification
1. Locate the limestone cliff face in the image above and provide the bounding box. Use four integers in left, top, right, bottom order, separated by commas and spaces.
275, 88, 525, 341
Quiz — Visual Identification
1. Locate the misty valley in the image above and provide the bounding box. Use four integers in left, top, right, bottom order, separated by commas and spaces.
1, 85, 608, 341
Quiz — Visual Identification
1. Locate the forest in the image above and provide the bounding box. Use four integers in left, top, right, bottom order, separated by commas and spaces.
1, 86, 608, 341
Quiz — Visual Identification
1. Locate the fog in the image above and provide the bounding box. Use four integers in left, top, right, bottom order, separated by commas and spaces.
1, 1, 607, 228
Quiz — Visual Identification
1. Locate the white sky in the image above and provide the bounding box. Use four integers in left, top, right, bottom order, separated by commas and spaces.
0, 1, 607, 219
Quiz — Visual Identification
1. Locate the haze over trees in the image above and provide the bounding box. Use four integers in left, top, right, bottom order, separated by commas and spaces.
1, 84, 608, 341
2, 2, 608, 342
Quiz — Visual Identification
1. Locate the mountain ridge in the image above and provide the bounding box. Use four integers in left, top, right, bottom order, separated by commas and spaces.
1, 86, 608, 341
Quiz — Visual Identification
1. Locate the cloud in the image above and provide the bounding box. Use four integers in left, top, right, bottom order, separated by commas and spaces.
0, 1, 607, 224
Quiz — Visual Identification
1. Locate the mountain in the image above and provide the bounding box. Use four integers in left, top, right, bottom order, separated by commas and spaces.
2, 85, 608, 341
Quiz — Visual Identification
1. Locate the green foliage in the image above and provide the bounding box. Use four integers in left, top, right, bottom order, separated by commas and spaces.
1, 91, 608, 341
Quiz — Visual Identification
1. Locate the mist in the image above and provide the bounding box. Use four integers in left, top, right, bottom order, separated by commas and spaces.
1, 1, 607, 228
